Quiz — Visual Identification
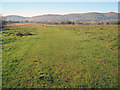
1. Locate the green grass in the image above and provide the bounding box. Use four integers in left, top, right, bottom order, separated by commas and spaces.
2, 25, 118, 88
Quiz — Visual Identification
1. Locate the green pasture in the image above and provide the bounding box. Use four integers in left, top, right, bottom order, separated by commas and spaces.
2, 25, 118, 88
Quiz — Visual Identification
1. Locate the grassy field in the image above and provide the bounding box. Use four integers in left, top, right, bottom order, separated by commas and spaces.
2, 24, 118, 88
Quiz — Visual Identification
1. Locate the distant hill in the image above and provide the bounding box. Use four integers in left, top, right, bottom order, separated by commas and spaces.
4, 15, 30, 21
3, 12, 118, 22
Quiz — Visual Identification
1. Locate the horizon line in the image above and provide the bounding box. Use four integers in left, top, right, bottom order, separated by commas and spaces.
2, 11, 118, 17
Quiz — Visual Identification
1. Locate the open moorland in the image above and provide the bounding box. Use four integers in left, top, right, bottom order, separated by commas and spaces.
2, 24, 118, 88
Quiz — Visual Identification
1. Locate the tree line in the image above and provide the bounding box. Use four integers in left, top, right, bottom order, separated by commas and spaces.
1, 20, 120, 26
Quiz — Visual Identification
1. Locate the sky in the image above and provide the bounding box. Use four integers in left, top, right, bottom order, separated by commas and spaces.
1, 0, 120, 2
1, 2, 119, 17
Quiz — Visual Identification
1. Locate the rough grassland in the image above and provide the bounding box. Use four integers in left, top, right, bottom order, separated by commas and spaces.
2, 24, 118, 88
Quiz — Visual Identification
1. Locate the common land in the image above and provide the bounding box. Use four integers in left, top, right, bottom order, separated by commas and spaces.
2, 24, 118, 88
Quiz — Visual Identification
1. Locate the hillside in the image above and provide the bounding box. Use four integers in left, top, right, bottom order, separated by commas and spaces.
3, 12, 118, 22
